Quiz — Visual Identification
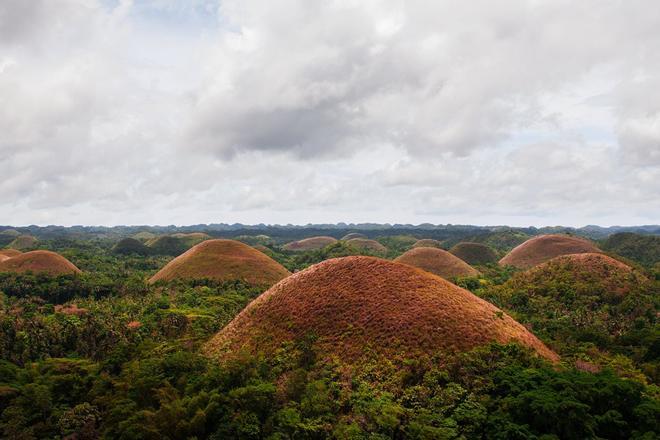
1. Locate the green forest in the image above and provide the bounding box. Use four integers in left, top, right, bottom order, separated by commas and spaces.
0, 229, 658, 439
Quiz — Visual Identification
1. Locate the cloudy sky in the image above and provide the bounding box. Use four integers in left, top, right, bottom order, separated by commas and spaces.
1, 0, 659, 227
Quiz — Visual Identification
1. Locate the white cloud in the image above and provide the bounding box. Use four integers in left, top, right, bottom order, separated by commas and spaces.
0, 0, 659, 226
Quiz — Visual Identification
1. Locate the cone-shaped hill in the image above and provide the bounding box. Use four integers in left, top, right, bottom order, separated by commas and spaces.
413, 239, 444, 248
506, 253, 646, 298
8, 235, 38, 250
395, 247, 479, 279
346, 238, 387, 254
499, 234, 600, 269
487, 253, 653, 356
283, 236, 338, 251
0, 249, 22, 258
112, 238, 152, 256
149, 239, 290, 286
449, 242, 499, 265
206, 256, 558, 363
0, 251, 81, 275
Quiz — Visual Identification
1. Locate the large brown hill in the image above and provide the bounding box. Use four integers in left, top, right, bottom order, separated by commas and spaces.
206, 256, 558, 363
282, 236, 338, 251
0, 251, 81, 275
149, 239, 290, 286
499, 234, 600, 269
395, 247, 479, 278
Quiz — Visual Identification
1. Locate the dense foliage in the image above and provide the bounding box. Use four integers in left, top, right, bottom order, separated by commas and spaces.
602, 233, 660, 268
0, 236, 658, 438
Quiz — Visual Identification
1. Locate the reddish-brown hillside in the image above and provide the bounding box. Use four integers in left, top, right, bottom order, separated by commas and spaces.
0, 249, 22, 258
149, 239, 290, 286
0, 251, 81, 275
282, 236, 338, 251
346, 238, 387, 254
413, 239, 444, 248
0, 255, 9, 263
499, 234, 601, 269
395, 247, 479, 278
206, 256, 558, 363
510, 253, 645, 297
449, 242, 499, 265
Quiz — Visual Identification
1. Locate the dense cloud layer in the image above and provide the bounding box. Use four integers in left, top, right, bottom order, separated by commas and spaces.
0, 0, 658, 226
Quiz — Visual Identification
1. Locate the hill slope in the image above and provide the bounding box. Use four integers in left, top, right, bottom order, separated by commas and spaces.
206, 256, 558, 363
149, 239, 290, 286
395, 247, 479, 278
0, 251, 81, 275
0, 249, 22, 258
500, 234, 600, 269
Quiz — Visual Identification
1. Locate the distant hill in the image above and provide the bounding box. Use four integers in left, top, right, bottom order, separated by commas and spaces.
602, 232, 660, 267
149, 239, 290, 286
112, 238, 152, 256
395, 247, 479, 279
8, 235, 38, 250
0, 250, 81, 276
449, 242, 499, 265
500, 234, 601, 269
145, 233, 211, 256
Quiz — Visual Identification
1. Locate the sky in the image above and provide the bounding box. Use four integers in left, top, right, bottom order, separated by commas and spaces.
1, 0, 659, 227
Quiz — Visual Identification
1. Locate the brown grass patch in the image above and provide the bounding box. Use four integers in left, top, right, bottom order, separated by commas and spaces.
282, 236, 338, 251
449, 242, 499, 265
499, 234, 601, 269
206, 256, 557, 364
54, 304, 88, 316
395, 247, 479, 279
149, 239, 290, 286
0, 251, 81, 275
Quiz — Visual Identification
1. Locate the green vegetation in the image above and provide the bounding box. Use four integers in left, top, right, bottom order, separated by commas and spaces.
0, 234, 657, 438
602, 232, 660, 267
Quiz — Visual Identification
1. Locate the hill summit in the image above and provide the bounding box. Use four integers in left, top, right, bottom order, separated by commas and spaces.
499, 234, 600, 269
0, 250, 81, 275
206, 256, 558, 363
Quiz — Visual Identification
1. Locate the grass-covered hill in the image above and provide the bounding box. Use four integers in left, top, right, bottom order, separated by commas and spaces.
207, 256, 557, 364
